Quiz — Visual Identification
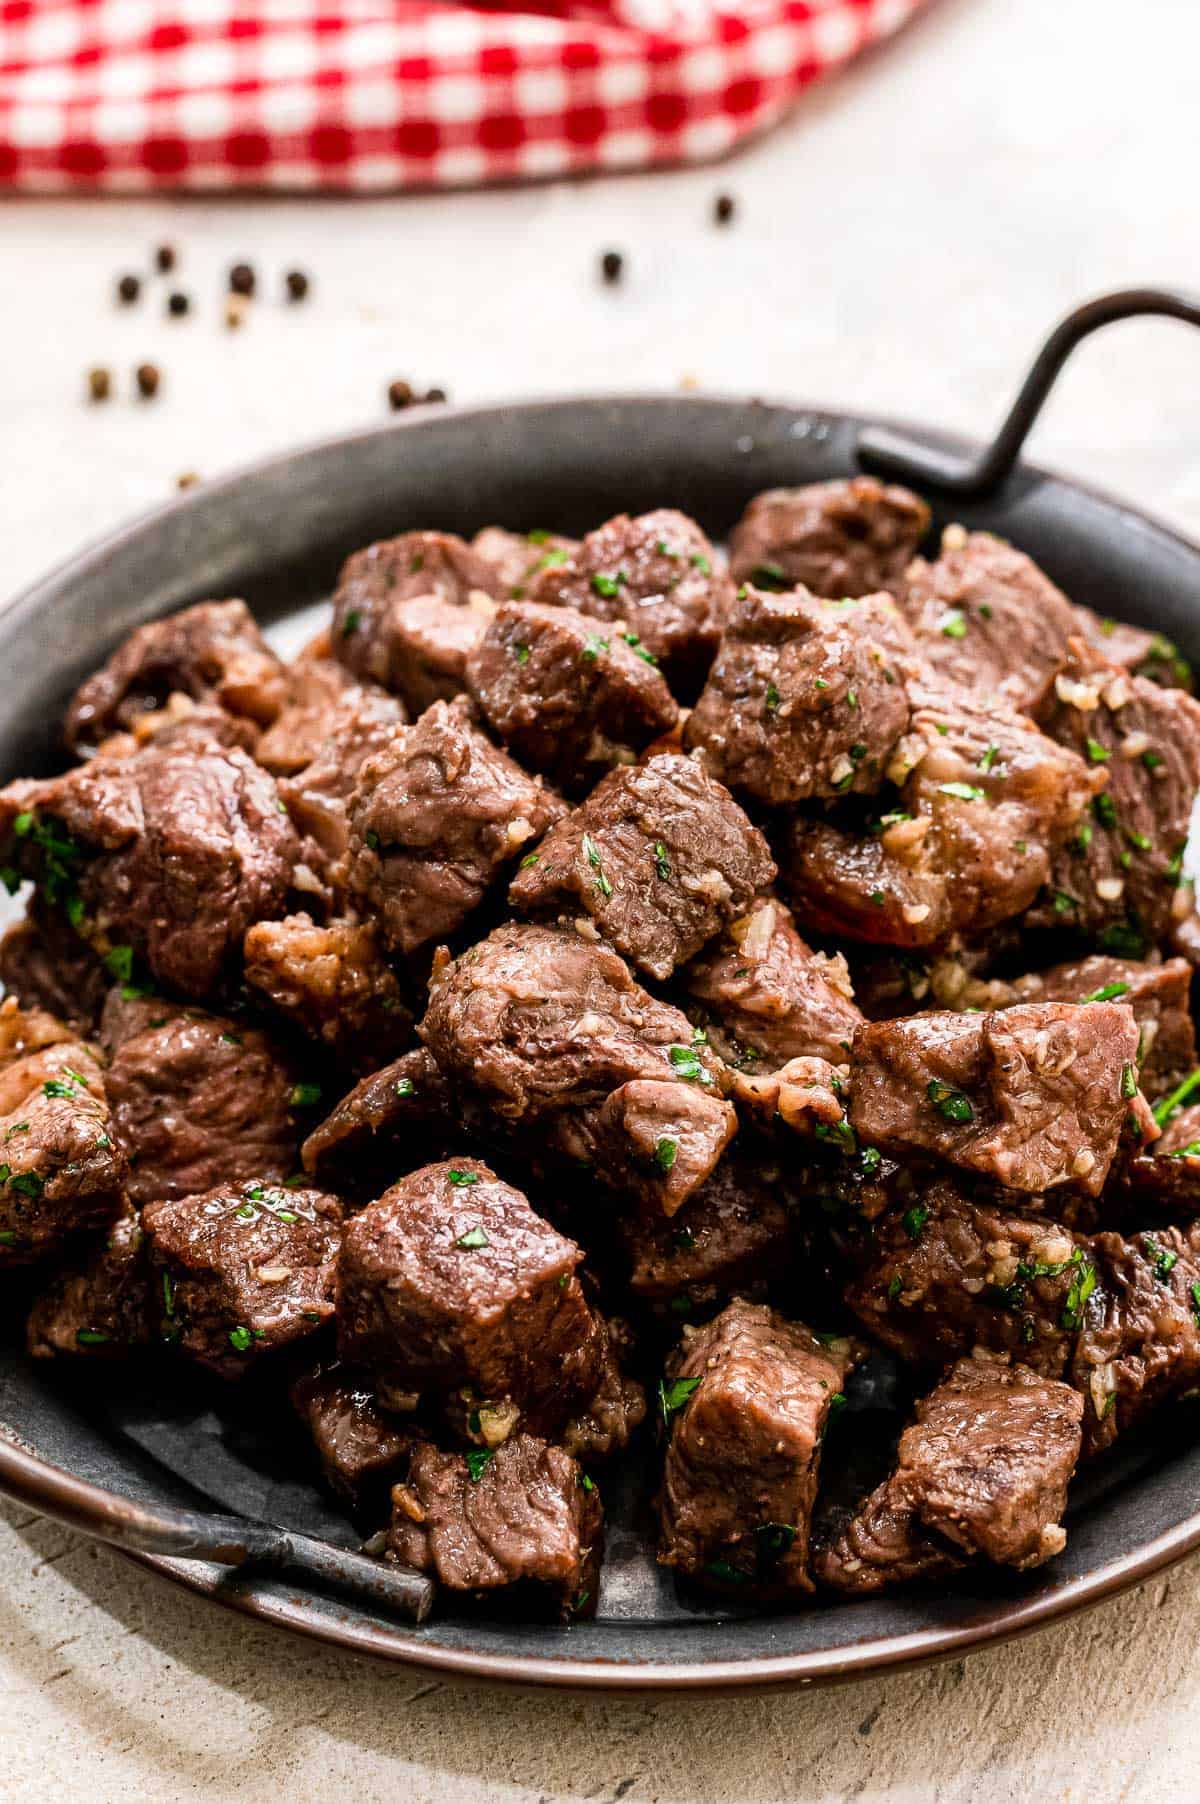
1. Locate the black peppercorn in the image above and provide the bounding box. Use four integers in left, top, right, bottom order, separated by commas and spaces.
388, 379, 415, 411
424, 387, 447, 404
116, 273, 140, 306
135, 362, 161, 400
166, 290, 190, 317
714, 193, 736, 225
284, 269, 310, 303
600, 249, 624, 285
155, 243, 177, 273
87, 366, 112, 404
229, 262, 256, 297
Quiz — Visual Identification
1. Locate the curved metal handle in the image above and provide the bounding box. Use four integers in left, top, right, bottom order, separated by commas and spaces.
858, 287, 1200, 497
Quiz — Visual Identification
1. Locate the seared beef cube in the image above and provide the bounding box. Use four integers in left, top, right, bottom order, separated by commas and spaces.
65, 598, 286, 754
0, 739, 299, 999
26, 1207, 154, 1359
684, 586, 914, 802
509, 754, 774, 982
471, 527, 580, 598
0, 1000, 124, 1266
0, 901, 108, 1035
106, 1000, 303, 1206
1008, 954, 1196, 1099
387, 1435, 601, 1620
243, 913, 413, 1072
1073, 1225, 1200, 1453
657, 1298, 854, 1594
142, 1183, 341, 1381
271, 678, 406, 879
817, 1358, 1082, 1592
337, 1159, 604, 1432
301, 1048, 452, 1196
421, 924, 736, 1215
465, 600, 678, 792
728, 478, 930, 600
900, 529, 1080, 711
290, 1361, 421, 1511
849, 1001, 1152, 1195
682, 896, 862, 1070
558, 1319, 647, 1463
1124, 1105, 1200, 1218
615, 1148, 794, 1317
782, 673, 1101, 948
526, 509, 731, 697
1030, 637, 1200, 952
332, 531, 497, 712
845, 1181, 1085, 1376
345, 697, 565, 957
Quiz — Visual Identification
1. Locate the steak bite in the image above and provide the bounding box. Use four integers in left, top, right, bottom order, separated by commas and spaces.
1003, 954, 1196, 1100
290, 1361, 422, 1512
0, 1000, 124, 1267
525, 509, 731, 697
728, 477, 930, 600
1072, 1225, 1200, 1453
387, 1435, 602, 1620
471, 527, 580, 599
900, 529, 1080, 711
0, 901, 109, 1036
332, 531, 497, 712
105, 999, 303, 1206
465, 600, 678, 792
848, 1001, 1154, 1196
0, 739, 299, 1000
26, 1207, 154, 1359
337, 1159, 604, 1435
142, 1183, 342, 1381
1030, 637, 1200, 953
817, 1358, 1083, 1592
345, 697, 565, 958
782, 673, 1102, 948
682, 896, 862, 1070
243, 913, 414, 1072
420, 923, 736, 1215
300, 1048, 453, 1197
64, 598, 286, 755
509, 754, 774, 982
657, 1298, 855, 1594
684, 586, 914, 803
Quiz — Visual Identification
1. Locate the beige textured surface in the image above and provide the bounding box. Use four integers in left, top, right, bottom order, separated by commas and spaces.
2, 0, 1200, 1796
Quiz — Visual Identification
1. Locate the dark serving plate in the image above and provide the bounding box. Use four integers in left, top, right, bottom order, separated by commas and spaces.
3, 291, 1200, 1694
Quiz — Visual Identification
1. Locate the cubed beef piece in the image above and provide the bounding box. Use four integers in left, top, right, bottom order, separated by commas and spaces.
684, 586, 914, 802
290, 1361, 422, 1512
1029, 638, 1200, 952
465, 600, 678, 792
682, 896, 862, 1070
817, 1358, 1082, 1592
1074, 607, 1193, 692
657, 1298, 854, 1594
105, 1000, 303, 1206
849, 1001, 1153, 1195
268, 676, 406, 880
525, 509, 731, 698
471, 527, 580, 598
332, 531, 497, 712
301, 1048, 453, 1197
728, 478, 930, 600
0, 901, 108, 1035
615, 1148, 795, 1317
1072, 1224, 1200, 1454
1005, 954, 1196, 1100
64, 598, 286, 754
0, 1000, 124, 1267
421, 924, 736, 1215
509, 754, 774, 982
899, 529, 1080, 711
781, 672, 1102, 948
26, 1207, 154, 1359
142, 1183, 341, 1381
0, 739, 299, 1000
255, 657, 399, 778
558, 1319, 647, 1463
337, 1159, 604, 1433
845, 1181, 1086, 1376
243, 913, 414, 1072
387, 1435, 601, 1620
345, 697, 565, 958
1124, 1104, 1200, 1218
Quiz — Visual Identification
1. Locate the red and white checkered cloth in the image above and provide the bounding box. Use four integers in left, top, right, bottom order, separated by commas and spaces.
0, 0, 926, 192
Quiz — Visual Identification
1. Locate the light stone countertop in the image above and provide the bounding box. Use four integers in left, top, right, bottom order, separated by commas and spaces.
2, 0, 1200, 1796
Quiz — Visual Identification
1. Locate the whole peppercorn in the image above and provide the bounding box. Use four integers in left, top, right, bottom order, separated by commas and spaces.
424, 387, 447, 405
135, 362, 161, 400
87, 366, 112, 404
229, 262, 256, 297
284, 269, 310, 303
388, 379, 415, 411
166, 290, 190, 317
600, 249, 624, 285
713, 193, 736, 226
155, 243, 177, 273
116, 273, 141, 306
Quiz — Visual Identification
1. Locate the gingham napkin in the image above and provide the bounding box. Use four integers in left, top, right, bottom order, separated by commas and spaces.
0, 0, 925, 192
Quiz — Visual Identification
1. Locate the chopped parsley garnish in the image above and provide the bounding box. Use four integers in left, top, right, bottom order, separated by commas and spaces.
1085, 984, 1130, 1005
365, 830, 380, 850
455, 1225, 489, 1250
590, 571, 624, 599
1052, 890, 1078, 916
860, 1146, 882, 1177
655, 539, 679, 559
1192, 1282, 1200, 1329
653, 841, 671, 880
868, 889, 886, 907
658, 1375, 701, 1424
513, 641, 531, 665
1142, 750, 1164, 773
1097, 920, 1146, 957
519, 851, 539, 868
749, 562, 788, 590
755, 1522, 796, 1566
1092, 792, 1118, 829
75, 1328, 110, 1346
939, 609, 968, 639
938, 781, 985, 802
1144, 1235, 1178, 1283
228, 1325, 253, 1353
1153, 1068, 1200, 1127
340, 610, 361, 637
466, 1448, 495, 1482
581, 633, 610, 662
654, 1136, 678, 1173
926, 1079, 974, 1123
765, 682, 781, 714
887, 1274, 903, 1300
581, 1473, 596, 1493
621, 632, 658, 665
1120, 1062, 1137, 1100
395, 1077, 415, 1098
902, 1204, 930, 1241
42, 1077, 79, 1100
447, 1168, 481, 1187
704, 1559, 747, 1584
582, 833, 613, 899
162, 1271, 175, 1317
690, 552, 712, 575
103, 945, 135, 983
1060, 1258, 1097, 1330
1085, 738, 1111, 765
668, 1043, 711, 1085
290, 1083, 322, 1108
978, 743, 1000, 773
9, 1171, 42, 1196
